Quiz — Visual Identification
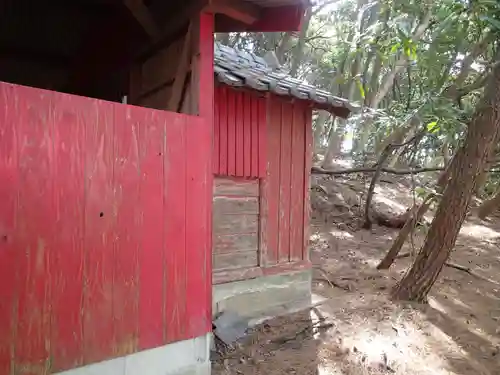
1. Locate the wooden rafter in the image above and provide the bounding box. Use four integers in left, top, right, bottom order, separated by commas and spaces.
167, 22, 193, 112
208, 0, 260, 25
124, 0, 160, 39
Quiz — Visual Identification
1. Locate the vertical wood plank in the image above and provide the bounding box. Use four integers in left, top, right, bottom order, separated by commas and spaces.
198, 12, 214, 334
164, 116, 187, 343
14, 87, 54, 374
213, 86, 220, 174
0, 84, 19, 375
258, 95, 267, 177
218, 87, 228, 176
250, 97, 259, 178
243, 94, 252, 177
289, 104, 305, 262
83, 100, 115, 364
278, 101, 292, 263
227, 90, 236, 176
303, 105, 313, 262
235, 92, 244, 176
112, 106, 141, 357
185, 119, 210, 338
138, 111, 165, 350
265, 97, 280, 265
50, 95, 86, 371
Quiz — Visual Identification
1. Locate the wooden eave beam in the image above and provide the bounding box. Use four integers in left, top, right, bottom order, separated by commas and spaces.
207, 0, 260, 25
67, 0, 206, 92
124, 0, 160, 39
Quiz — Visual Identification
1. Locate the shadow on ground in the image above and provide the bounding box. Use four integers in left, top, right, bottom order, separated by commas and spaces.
213, 172, 500, 374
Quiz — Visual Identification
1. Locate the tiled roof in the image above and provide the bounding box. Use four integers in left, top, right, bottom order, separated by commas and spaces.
214, 42, 353, 118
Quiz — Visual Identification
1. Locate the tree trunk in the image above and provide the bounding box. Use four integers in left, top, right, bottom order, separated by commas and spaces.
392, 55, 500, 302
478, 187, 500, 220
314, 111, 330, 159
322, 116, 343, 169
289, 7, 312, 77
377, 196, 435, 270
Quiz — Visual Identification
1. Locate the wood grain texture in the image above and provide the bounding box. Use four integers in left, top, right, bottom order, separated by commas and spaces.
0, 81, 212, 373
290, 103, 306, 262
278, 101, 292, 263
213, 213, 258, 235
137, 109, 165, 350
50, 94, 86, 371
303, 104, 313, 262
213, 87, 266, 178
213, 233, 258, 254
213, 260, 311, 285
15, 89, 54, 374
213, 177, 260, 272
199, 12, 215, 336
214, 177, 259, 197
0, 84, 18, 375
213, 251, 258, 270
259, 96, 311, 268
213, 196, 259, 215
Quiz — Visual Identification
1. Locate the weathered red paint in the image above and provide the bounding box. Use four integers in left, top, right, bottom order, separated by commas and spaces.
0, 84, 19, 375
303, 104, 313, 262
0, 82, 211, 373
213, 86, 266, 178
212, 87, 313, 283
199, 11, 215, 337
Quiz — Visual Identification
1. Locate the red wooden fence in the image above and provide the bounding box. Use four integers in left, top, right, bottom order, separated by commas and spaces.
0, 82, 211, 374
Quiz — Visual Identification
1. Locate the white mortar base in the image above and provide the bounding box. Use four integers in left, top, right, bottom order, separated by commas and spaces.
54, 334, 211, 375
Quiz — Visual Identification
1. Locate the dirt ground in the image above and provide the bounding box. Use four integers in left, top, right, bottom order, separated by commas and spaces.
212, 170, 500, 375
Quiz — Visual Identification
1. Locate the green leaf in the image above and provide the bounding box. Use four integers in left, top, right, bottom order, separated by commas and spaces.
479, 15, 500, 30
356, 79, 365, 99
415, 187, 428, 198
426, 121, 440, 133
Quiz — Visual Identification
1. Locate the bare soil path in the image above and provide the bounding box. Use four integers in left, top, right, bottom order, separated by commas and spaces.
212, 173, 500, 375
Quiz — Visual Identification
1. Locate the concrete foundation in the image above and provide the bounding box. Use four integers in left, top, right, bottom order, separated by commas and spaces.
213, 269, 312, 319
54, 334, 211, 375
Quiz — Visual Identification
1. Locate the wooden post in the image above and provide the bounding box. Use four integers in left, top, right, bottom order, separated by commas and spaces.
198, 11, 214, 329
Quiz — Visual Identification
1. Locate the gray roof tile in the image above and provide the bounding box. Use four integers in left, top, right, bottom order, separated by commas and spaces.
214, 42, 353, 118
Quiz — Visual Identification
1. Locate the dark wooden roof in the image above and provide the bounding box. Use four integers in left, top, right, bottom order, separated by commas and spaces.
214, 42, 353, 118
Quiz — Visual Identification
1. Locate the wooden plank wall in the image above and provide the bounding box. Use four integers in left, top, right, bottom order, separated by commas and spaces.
0, 82, 211, 374
213, 178, 260, 272
213, 85, 266, 177
261, 95, 312, 266
212, 87, 313, 283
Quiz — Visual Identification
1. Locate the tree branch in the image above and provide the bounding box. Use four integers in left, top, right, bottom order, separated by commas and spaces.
311, 166, 444, 175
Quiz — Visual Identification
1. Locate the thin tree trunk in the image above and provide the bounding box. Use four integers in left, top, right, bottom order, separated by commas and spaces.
290, 7, 313, 77
392, 54, 500, 302
377, 195, 435, 269
372, 10, 432, 109
314, 111, 330, 159
478, 186, 500, 219
322, 117, 344, 169
275, 32, 292, 65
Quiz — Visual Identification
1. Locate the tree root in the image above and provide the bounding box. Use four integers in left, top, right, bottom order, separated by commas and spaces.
444, 262, 485, 280
313, 267, 351, 291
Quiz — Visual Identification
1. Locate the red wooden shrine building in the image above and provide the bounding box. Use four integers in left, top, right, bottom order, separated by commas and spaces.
0, 1, 351, 375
